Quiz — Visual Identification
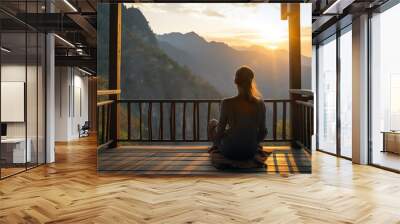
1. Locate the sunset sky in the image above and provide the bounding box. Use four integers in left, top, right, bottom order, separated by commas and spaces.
125, 3, 312, 57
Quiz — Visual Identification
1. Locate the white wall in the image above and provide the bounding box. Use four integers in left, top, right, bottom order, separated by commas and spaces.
55, 67, 69, 141
1, 65, 27, 140
1, 63, 46, 164
55, 67, 89, 141
72, 73, 89, 138
1, 65, 37, 138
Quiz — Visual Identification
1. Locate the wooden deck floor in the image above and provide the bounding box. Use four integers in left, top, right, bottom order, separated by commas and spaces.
98, 146, 311, 174
1, 136, 400, 223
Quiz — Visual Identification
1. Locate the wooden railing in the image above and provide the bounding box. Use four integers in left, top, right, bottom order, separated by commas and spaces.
97, 88, 121, 149
293, 100, 314, 151
116, 99, 292, 143
97, 89, 121, 96
97, 100, 115, 148
97, 90, 314, 152
290, 89, 314, 151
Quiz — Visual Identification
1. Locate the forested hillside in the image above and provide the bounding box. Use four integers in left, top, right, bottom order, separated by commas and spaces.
97, 5, 221, 100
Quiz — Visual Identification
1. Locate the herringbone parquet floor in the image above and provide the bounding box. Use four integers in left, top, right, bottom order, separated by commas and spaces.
1, 136, 400, 223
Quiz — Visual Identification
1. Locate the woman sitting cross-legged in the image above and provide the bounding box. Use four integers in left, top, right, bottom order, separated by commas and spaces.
208, 66, 268, 169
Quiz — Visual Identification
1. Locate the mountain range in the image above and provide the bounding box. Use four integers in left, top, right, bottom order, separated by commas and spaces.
157, 32, 311, 98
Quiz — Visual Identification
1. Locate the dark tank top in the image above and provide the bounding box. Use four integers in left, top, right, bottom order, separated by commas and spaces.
215, 96, 266, 160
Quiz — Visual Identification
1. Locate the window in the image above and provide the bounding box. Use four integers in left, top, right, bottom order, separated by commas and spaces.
339, 28, 352, 158
0, 1, 47, 179
317, 36, 337, 154
390, 74, 400, 130
370, 3, 400, 171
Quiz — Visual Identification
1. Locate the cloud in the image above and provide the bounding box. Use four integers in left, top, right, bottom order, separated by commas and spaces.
128, 3, 227, 18
203, 9, 225, 18
125, 3, 199, 14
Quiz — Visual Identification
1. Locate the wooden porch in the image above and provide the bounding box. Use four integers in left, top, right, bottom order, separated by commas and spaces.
97, 95, 313, 175
97, 4, 313, 175
98, 145, 311, 175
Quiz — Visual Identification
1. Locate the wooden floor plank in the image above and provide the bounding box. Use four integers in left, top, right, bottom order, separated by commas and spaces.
98, 146, 311, 175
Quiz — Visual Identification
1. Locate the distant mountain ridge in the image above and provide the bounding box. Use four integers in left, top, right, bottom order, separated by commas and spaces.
157, 32, 311, 98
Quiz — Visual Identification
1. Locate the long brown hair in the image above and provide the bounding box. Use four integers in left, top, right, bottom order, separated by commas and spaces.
235, 66, 262, 102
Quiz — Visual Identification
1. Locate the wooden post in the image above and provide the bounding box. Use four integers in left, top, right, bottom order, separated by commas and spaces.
109, 3, 122, 148
88, 76, 97, 132
282, 3, 302, 147
288, 3, 301, 90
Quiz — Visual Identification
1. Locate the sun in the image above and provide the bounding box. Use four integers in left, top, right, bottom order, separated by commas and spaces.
257, 27, 286, 50
266, 45, 279, 50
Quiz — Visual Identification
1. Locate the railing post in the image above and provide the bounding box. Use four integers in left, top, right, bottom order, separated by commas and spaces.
193, 102, 196, 140
291, 93, 300, 148
101, 106, 105, 145
96, 106, 99, 144
159, 102, 163, 140
139, 102, 142, 140
108, 3, 122, 148
273, 102, 277, 141
171, 102, 175, 140
127, 102, 131, 141
282, 101, 287, 140
148, 102, 152, 140
182, 102, 186, 141
207, 102, 211, 141
196, 102, 200, 140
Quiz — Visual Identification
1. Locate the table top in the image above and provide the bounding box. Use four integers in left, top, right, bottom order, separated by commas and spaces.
381, 131, 400, 134
1, 138, 28, 143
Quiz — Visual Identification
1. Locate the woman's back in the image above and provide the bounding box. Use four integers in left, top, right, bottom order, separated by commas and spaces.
216, 96, 266, 160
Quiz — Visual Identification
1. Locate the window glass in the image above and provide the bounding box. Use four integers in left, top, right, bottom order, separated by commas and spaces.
371, 3, 400, 171
340, 29, 352, 158
0, 1, 46, 179
1, 31, 28, 178
318, 36, 337, 154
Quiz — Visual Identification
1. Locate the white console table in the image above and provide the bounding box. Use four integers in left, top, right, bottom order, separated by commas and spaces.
382, 131, 400, 154
1, 138, 32, 163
